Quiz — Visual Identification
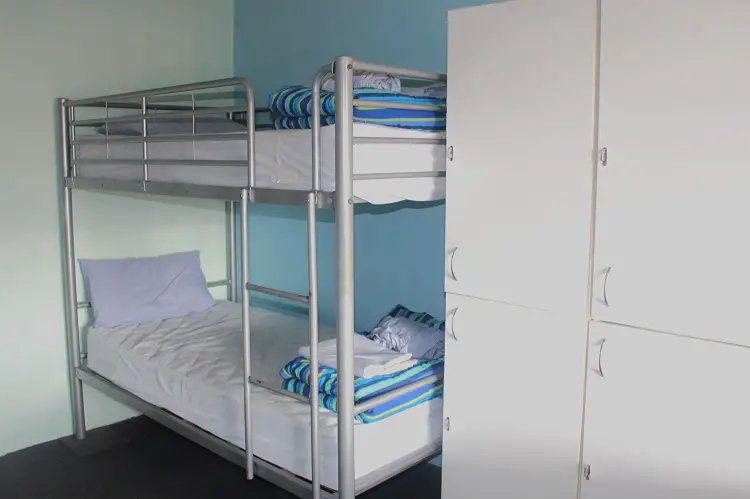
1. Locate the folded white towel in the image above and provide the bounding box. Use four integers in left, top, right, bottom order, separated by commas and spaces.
298, 334, 417, 379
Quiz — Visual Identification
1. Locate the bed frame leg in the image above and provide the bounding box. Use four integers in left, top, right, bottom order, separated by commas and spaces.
240, 188, 254, 479
60, 98, 86, 440
334, 55, 356, 499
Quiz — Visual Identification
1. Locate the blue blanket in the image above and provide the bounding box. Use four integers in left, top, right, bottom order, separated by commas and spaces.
268, 85, 446, 131
280, 355, 444, 424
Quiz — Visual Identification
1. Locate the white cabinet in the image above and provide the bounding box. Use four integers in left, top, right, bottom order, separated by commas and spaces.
444, 0, 597, 314
591, 0, 750, 345
581, 321, 750, 499
440, 293, 587, 499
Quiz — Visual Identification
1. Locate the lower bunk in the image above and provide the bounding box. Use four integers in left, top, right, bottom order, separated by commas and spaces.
82, 301, 444, 494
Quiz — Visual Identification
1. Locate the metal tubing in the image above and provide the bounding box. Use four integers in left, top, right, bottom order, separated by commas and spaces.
352, 171, 446, 181
244, 86, 256, 188
75, 102, 215, 112
206, 279, 231, 288
74, 159, 249, 168
354, 375, 442, 415
312, 66, 331, 191
60, 98, 86, 440
228, 202, 237, 302
240, 188, 254, 480
246, 283, 309, 304
71, 132, 248, 146
71, 102, 271, 114
70, 106, 251, 127
353, 137, 445, 145
141, 96, 148, 182
352, 99, 445, 112
334, 55, 356, 499
65, 77, 249, 107
307, 191, 321, 499
351, 61, 446, 82
249, 378, 311, 405
66, 177, 328, 205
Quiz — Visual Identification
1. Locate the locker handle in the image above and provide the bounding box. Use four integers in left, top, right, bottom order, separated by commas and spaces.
597, 338, 607, 379
447, 308, 459, 341
448, 246, 459, 281
603, 266, 612, 307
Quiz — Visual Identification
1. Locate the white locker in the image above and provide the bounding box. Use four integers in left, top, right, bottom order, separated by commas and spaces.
444, 0, 597, 315
581, 321, 750, 499
591, 0, 750, 345
440, 293, 587, 499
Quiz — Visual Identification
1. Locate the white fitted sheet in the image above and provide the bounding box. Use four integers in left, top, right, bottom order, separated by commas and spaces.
75, 124, 446, 205
85, 301, 443, 490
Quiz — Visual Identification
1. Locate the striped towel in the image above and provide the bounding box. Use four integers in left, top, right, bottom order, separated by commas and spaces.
268, 85, 446, 131
273, 115, 335, 130
280, 355, 444, 424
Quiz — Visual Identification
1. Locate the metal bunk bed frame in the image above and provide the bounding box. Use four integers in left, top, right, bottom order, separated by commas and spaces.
59, 56, 446, 499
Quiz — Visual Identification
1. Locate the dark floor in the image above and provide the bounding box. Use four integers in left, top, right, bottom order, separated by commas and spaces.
0, 417, 441, 499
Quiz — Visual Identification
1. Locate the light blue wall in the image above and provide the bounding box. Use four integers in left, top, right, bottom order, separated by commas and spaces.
234, 0, 495, 330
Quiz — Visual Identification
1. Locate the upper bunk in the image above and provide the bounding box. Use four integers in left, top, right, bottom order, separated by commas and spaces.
61, 56, 447, 207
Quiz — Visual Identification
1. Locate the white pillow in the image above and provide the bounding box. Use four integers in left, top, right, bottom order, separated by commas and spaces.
78, 250, 216, 328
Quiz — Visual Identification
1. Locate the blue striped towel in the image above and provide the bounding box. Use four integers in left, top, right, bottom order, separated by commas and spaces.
268, 85, 446, 131
280, 355, 444, 424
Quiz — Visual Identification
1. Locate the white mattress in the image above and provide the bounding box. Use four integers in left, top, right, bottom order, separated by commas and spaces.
76, 124, 446, 205
85, 301, 443, 490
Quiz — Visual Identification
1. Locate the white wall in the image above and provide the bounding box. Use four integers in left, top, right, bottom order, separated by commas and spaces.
0, 0, 234, 456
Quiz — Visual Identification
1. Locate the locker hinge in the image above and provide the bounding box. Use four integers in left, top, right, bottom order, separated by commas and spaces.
444, 417, 451, 431
448, 146, 454, 161
583, 464, 591, 480
599, 147, 608, 167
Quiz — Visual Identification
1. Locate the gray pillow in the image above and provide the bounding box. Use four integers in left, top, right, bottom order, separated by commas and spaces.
369, 316, 445, 360
79, 250, 217, 328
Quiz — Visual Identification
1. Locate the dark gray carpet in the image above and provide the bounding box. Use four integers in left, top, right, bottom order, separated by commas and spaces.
0, 416, 441, 498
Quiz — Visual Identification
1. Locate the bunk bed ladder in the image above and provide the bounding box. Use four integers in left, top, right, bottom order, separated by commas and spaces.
238, 70, 328, 495
240, 193, 323, 496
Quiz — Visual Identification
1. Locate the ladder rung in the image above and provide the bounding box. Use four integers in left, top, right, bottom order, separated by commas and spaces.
246, 283, 309, 304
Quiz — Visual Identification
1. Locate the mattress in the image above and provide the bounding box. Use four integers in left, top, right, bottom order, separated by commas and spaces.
75, 123, 446, 205
85, 301, 444, 491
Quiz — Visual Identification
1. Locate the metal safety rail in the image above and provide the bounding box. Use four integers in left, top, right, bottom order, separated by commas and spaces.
60, 56, 446, 499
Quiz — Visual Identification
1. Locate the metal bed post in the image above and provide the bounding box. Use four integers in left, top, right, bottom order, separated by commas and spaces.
240, 188, 253, 479
228, 201, 237, 302
307, 197, 321, 498
240, 80, 256, 481
334, 55, 356, 499
308, 65, 330, 499
140, 96, 149, 183
60, 98, 86, 440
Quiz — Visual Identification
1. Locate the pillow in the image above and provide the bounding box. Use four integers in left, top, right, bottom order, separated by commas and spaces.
369, 316, 445, 360
78, 250, 216, 328
374, 304, 445, 331
96, 116, 247, 137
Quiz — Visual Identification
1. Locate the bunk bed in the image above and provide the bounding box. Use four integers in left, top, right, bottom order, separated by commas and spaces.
59, 56, 447, 499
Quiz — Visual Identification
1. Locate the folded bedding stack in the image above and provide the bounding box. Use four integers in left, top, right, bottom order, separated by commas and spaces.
279, 305, 446, 423
267, 72, 447, 132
